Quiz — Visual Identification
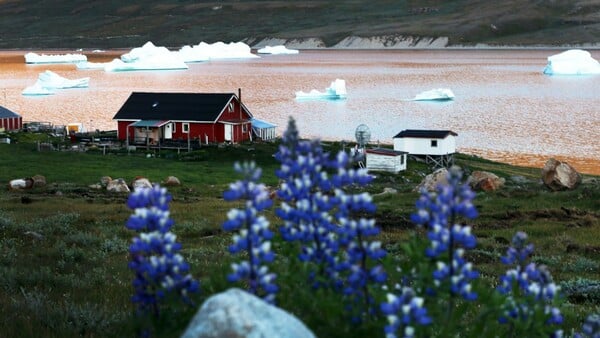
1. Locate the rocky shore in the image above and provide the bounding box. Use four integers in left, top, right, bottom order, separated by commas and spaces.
247, 35, 600, 50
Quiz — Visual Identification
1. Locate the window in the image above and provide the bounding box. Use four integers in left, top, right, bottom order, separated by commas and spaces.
431, 140, 438, 147
182, 123, 189, 133
242, 124, 247, 133
400, 154, 405, 165
228, 102, 234, 112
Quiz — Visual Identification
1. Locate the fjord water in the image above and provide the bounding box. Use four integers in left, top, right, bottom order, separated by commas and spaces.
0, 49, 598, 175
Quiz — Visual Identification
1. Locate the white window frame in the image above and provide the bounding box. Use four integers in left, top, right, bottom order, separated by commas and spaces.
182, 123, 190, 133
228, 102, 234, 112
242, 124, 247, 133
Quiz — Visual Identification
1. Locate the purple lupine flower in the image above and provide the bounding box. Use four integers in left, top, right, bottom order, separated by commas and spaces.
574, 313, 600, 338
497, 232, 563, 335
274, 118, 343, 288
223, 161, 277, 303
126, 185, 199, 316
410, 166, 479, 301
380, 286, 432, 338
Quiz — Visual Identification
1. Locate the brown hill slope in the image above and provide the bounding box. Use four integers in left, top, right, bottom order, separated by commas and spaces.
0, 0, 598, 49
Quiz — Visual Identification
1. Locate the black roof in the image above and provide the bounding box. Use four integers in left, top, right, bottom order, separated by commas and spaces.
112, 92, 249, 122
0, 106, 20, 118
393, 129, 457, 139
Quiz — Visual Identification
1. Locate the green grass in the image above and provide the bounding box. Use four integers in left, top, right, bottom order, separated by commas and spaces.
0, 132, 599, 337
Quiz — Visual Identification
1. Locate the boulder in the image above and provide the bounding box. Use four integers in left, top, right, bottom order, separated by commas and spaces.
100, 176, 112, 187
467, 171, 505, 191
541, 158, 581, 191
31, 175, 46, 188
180, 288, 315, 338
8, 178, 34, 190
163, 176, 181, 186
131, 177, 152, 190
414, 168, 448, 192
106, 178, 130, 193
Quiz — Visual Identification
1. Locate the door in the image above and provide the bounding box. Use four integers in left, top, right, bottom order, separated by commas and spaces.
224, 124, 232, 142
164, 123, 173, 139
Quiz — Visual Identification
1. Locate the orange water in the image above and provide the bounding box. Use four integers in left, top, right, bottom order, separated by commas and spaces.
1, 49, 598, 175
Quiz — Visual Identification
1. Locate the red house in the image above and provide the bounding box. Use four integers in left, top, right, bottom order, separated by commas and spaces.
0, 105, 23, 131
112, 91, 253, 145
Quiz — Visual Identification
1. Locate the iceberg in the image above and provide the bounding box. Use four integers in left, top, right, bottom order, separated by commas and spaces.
295, 79, 347, 100
257, 45, 299, 55
37, 70, 89, 88
103, 41, 188, 72
22, 81, 55, 96
22, 70, 89, 95
103, 57, 188, 72
24, 52, 87, 64
543, 49, 600, 75
409, 88, 455, 101
76, 61, 107, 70
177, 41, 259, 61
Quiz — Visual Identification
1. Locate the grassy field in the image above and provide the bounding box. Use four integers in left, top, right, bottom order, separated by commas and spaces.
0, 131, 599, 337
0, 1, 599, 49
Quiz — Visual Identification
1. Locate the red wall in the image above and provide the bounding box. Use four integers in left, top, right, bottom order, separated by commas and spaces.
1, 117, 22, 131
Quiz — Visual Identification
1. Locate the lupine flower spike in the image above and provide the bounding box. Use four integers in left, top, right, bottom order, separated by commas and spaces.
223, 161, 278, 303
380, 286, 432, 338
410, 166, 479, 302
574, 313, 600, 338
126, 185, 199, 316
275, 117, 343, 289
497, 231, 563, 336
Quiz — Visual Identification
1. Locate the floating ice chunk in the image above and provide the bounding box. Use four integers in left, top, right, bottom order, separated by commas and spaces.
37, 70, 89, 88
24, 52, 87, 64
23, 70, 88, 95
22, 81, 55, 96
105, 41, 188, 71
257, 45, 299, 55
177, 45, 210, 63
121, 41, 175, 63
180, 41, 259, 60
295, 79, 347, 100
543, 49, 600, 75
104, 57, 188, 72
410, 88, 455, 101
76, 61, 107, 70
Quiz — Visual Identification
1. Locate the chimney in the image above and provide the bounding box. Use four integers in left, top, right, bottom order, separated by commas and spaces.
238, 88, 242, 120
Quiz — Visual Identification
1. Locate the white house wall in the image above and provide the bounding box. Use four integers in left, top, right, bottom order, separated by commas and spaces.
393, 136, 456, 155
366, 153, 406, 173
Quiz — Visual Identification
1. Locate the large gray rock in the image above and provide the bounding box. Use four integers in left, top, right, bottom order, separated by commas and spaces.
163, 176, 181, 186
467, 171, 505, 191
31, 175, 46, 188
131, 177, 152, 190
180, 288, 315, 338
541, 158, 581, 191
414, 168, 448, 192
106, 178, 130, 193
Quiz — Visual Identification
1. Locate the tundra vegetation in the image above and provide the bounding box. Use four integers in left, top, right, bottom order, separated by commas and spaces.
0, 124, 599, 337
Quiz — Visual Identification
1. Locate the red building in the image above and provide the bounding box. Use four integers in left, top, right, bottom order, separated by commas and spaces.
0, 105, 23, 131
112, 91, 253, 145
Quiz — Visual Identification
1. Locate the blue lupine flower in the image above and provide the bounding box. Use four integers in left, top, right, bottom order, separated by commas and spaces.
223, 161, 278, 303
380, 286, 432, 338
410, 166, 479, 301
126, 185, 199, 316
497, 232, 563, 335
274, 118, 344, 288
574, 313, 600, 338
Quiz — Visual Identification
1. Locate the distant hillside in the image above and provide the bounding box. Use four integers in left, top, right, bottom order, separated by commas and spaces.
0, 0, 599, 49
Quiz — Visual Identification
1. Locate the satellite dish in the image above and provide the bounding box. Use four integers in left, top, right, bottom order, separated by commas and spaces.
354, 124, 371, 148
